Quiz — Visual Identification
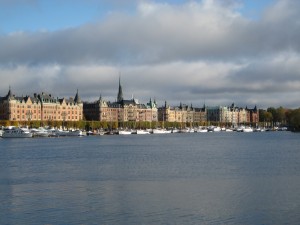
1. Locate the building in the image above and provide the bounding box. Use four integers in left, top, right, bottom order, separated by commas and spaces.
158, 102, 207, 124
0, 87, 83, 122
206, 103, 259, 125
83, 78, 158, 123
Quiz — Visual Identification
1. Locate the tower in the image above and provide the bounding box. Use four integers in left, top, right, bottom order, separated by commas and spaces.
117, 75, 123, 102
74, 89, 81, 104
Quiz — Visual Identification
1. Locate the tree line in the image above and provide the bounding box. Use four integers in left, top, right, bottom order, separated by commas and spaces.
259, 107, 300, 131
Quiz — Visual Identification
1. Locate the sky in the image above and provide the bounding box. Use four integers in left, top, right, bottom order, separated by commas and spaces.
1, 0, 299, 109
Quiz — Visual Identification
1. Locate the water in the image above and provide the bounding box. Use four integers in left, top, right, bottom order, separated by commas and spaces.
0, 132, 300, 225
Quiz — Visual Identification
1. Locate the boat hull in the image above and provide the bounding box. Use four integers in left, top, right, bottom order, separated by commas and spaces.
2, 128, 33, 138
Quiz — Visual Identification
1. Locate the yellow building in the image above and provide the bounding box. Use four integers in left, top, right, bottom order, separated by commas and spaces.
0, 88, 83, 122
83, 78, 158, 123
158, 101, 207, 124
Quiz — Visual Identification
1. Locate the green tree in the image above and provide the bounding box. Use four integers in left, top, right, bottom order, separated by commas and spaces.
287, 108, 300, 131
276, 106, 287, 125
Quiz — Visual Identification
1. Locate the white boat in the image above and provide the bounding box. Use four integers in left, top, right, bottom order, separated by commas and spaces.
207, 126, 221, 132
55, 129, 83, 136
197, 128, 208, 133
242, 127, 253, 132
254, 127, 263, 132
67, 130, 83, 136
172, 128, 180, 133
118, 130, 132, 135
235, 126, 244, 132
189, 128, 195, 133
136, 129, 150, 134
2, 127, 33, 138
179, 128, 189, 133
152, 129, 171, 134
31, 127, 50, 137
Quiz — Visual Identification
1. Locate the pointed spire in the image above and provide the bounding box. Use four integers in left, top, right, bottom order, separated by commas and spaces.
117, 74, 123, 102
74, 89, 81, 103
6, 86, 14, 100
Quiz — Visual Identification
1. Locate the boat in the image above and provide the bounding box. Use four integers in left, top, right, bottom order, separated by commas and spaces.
31, 127, 50, 137
207, 126, 221, 132
136, 129, 150, 134
179, 128, 189, 133
118, 130, 132, 135
172, 128, 180, 133
242, 127, 253, 132
235, 126, 244, 132
197, 128, 208, 133
152, 129, 171, 134
55, 129, 83, 137
2, 127, 33, 138
225, 128, 233, 132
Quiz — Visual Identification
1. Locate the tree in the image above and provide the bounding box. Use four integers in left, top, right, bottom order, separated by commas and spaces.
287, 108, 300, 132
267, 107, 277, 122
276, 106, 287, 125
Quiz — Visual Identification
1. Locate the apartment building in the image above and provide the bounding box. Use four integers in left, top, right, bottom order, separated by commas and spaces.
0, 88, 83, 122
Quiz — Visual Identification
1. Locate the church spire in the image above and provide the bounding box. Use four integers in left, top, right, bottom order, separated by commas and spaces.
117, 75, 123, 102
6, 86, 14, 100
74, 89, 81, 103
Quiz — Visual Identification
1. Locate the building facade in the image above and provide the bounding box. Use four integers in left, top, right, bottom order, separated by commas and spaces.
158, 102, 207, 124
206, 103, 259, 125
83, 78, 158, 123
0, 88, 83, 122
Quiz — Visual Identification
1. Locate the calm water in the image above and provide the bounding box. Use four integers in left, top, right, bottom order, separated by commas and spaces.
0, 132, 300, 225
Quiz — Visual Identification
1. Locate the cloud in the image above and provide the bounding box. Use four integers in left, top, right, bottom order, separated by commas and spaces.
1, 0, 300, 108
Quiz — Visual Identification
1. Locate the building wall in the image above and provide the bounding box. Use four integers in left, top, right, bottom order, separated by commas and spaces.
83, 99, 158, 123
0, 91, 83, 122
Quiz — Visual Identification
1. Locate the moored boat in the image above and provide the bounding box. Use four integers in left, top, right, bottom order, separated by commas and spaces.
136, 129, 150, 134
55, 129, 83, 137
152, 129, 171, 134
118, 130, 132, 135
197, 128, 208, 133
207, 126, 221, 132
2, 127, 33, 138
172, 128, 180, 133
31, 127, 50, 137
242, 127, 253, 132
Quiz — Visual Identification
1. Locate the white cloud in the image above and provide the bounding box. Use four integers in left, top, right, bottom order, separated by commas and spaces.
1, 0, 300, 108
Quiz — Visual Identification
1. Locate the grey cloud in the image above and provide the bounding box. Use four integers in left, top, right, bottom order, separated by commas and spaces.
1, 0, 300, 109
1, 0, 300, 65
